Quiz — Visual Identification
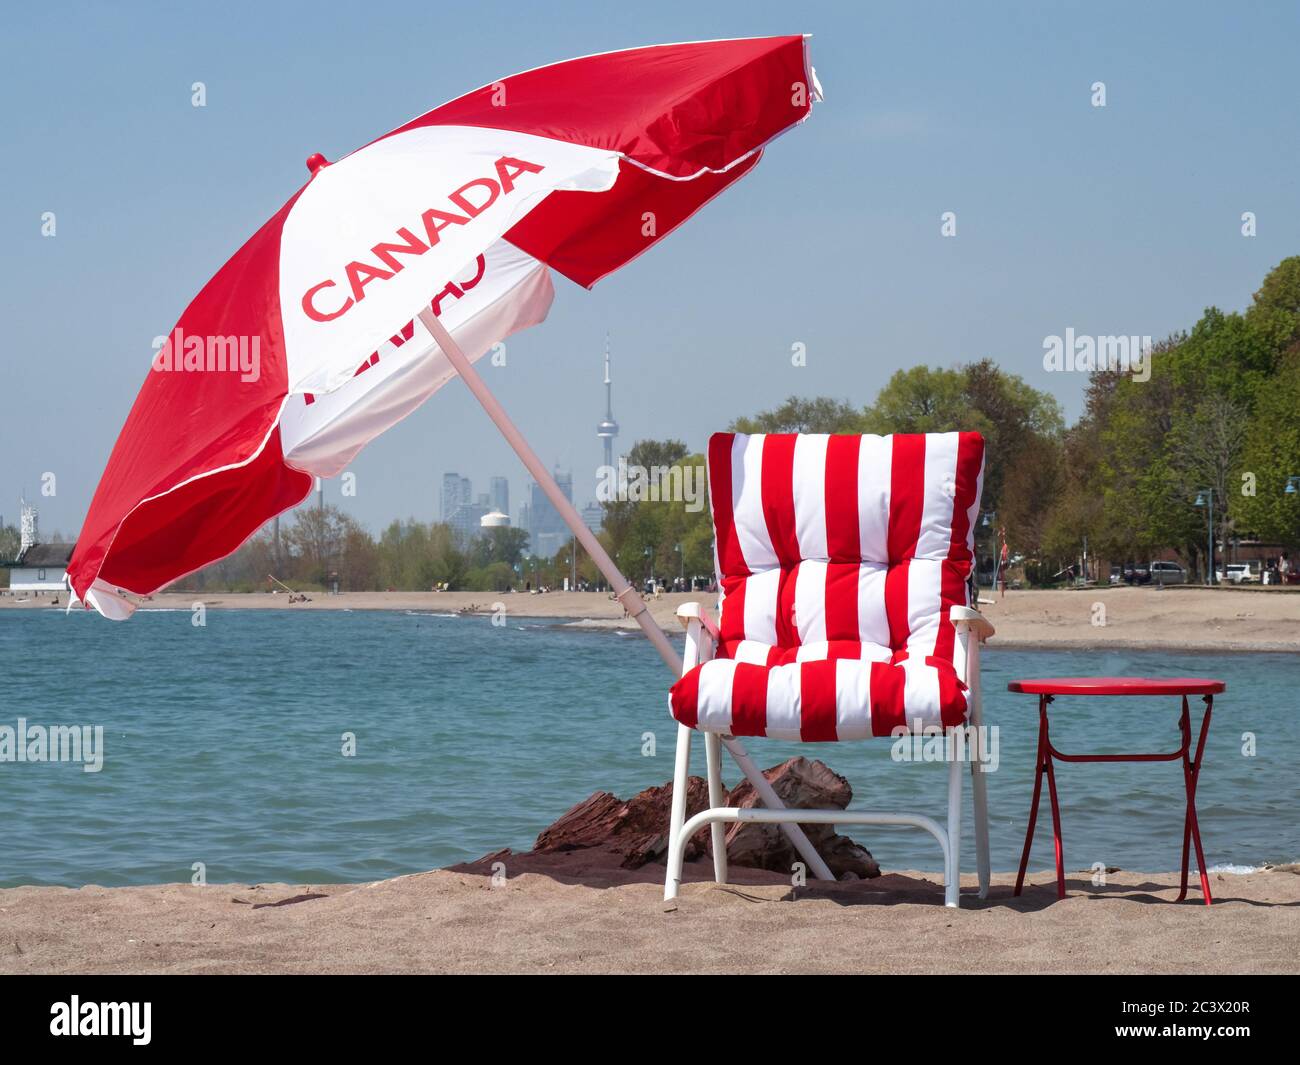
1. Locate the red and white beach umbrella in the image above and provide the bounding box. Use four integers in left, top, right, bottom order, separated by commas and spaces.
68, 36, 821, 630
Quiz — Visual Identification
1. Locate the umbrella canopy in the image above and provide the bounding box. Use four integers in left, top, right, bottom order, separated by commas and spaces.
68, 35, 820, 618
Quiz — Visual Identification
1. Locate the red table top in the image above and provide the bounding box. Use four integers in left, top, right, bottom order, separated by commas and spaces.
1008, 677, 1226, 696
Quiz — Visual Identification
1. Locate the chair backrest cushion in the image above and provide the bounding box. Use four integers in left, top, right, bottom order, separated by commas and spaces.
707, 431, 985, 666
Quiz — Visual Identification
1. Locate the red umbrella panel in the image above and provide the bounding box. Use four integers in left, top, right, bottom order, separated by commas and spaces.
68, 36, 820, 619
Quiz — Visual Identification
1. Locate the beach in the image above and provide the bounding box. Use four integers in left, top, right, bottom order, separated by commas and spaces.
2, 588, 1296, 975
3, 860, 1297, 974
3, 585, 1296, 653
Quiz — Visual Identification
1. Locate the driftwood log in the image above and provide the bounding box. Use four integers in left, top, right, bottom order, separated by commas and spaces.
533, 756, 879, 879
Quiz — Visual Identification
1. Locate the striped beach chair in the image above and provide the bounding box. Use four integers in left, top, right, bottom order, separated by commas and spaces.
665, 431, 994, 907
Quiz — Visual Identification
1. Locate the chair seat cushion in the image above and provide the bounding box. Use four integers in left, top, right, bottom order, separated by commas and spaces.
670, 644, 968, 741
667, 430, 985, 742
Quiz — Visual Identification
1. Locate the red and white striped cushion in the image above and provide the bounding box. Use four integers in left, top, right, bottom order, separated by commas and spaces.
669, 431, 985, 740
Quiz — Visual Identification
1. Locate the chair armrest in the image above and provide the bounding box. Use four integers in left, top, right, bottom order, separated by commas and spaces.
950, 605, 995, 642
676, 601, 720, 675
675, 601, 721, 643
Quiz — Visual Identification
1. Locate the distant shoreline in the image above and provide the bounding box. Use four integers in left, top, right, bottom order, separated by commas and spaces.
3, 586, 1296, 655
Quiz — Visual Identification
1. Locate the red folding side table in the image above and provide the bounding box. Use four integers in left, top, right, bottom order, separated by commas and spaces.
1007, 677, 1225, 905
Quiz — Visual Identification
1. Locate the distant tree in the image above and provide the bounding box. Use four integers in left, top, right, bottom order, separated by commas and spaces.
0, 523, 19, 563
863, 362, 1062, 532
339, 525, 380, 590
861, 367, 976, 435
1168, 394, 1249, 564
376, 519, 468, 590
1041, 368, 1125, 563
730, 396, 863, 434
1000, 437, 1064, 556
599, 441, 712, 585
626, 438, 689, 473
1232, 350, 1300, 547
471, 526, 529, 570
601, 438, 691, 557
0, 522, 18, 587
282, 504, 365, 587
1245, 255, 1300, 356
471, 560, 516, 592
960, 358, 1064, 517
1087, 264, 1300, 572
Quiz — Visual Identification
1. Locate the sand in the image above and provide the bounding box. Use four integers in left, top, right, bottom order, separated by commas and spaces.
3, 858, 1297, 974
4, 585, 1296, 653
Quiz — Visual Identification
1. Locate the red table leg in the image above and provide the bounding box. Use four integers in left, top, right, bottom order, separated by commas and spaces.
1015, 695, 1066, 898
1177, 694, 1215, 904
1178, 697, 1193, 900
1044, 739, 1065, 899
1013, 716, 1045, 896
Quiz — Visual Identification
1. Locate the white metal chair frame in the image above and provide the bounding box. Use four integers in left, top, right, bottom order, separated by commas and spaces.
415, 311, 990, 906
664, 602, 995, 908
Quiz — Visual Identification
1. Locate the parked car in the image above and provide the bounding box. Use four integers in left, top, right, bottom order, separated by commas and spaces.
1149, 560, 1187, 585
1122, 562, 1151, 585
1216, 563, 1255, 584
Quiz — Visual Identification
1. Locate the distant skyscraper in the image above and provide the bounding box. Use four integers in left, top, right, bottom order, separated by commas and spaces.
528, 468, 573, 559
580, 501, 604, 534
449, 502, 490, 542
441, 472, 471, 522
596, 333, 618, 472
489, 476, 509, 517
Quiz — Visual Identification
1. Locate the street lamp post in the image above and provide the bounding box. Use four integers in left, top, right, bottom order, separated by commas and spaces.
979, 509, 996, 595
1194, 489, 1215, 586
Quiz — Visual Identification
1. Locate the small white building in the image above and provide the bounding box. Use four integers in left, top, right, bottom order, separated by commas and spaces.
8, 543, 74, 594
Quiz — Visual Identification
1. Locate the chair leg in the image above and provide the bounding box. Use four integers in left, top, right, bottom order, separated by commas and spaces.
945, 734, 963, 908
971, 754, 991, 900
664, 723, 693, 902
964, 633, 990, 899
704, 732, 728, 885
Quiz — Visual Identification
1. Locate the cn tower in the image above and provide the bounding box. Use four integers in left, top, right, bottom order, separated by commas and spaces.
596, 333, 618, 469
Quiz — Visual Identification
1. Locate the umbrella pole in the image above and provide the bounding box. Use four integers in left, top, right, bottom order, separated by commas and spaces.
417, 308, 680, 670
418, 308, 834, 882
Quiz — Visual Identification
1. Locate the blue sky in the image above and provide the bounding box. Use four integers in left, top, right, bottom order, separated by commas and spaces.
3, 0, 1297, 535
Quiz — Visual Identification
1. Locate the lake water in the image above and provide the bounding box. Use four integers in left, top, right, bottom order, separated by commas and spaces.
1, 608, 1296, 887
